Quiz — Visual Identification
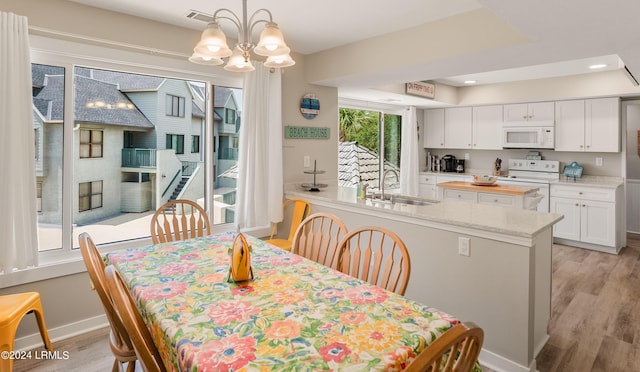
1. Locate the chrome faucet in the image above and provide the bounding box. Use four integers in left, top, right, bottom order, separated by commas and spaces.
381, 169, 400, 201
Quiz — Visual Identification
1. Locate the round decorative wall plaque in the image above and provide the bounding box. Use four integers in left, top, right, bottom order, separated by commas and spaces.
300, 93, 320, 119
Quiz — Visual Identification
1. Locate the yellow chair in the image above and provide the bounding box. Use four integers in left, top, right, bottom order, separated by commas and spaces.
264, 199, 311, 251
0, 292, 53, 372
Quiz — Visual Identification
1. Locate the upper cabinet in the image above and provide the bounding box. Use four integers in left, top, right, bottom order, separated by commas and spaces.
424, 108, 445, 148
472, 105, 503, 150
503, 102, 555, 123
444, 107, 473, 149
555, 97, 619, 152
424, 106, 503, 150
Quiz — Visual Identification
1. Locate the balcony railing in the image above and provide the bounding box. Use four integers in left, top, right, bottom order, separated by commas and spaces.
122, 148, 157, 168
218, 147, 238, 160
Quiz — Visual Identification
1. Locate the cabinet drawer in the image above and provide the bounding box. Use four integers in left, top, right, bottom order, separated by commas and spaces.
550, 185, 615, 202
444, 189, 475, 201
419, 175, 436, 185
478, 192, 515, 206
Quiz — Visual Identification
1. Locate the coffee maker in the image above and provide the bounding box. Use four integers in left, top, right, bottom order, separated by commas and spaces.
456, 159, 465, 173
440, 154, 457, 172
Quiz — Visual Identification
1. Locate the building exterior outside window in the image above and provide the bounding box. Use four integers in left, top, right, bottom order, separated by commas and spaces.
79, 180, 103, 212
79, 129, 103, 158
192, 135, 200, 153
166, 134, 185, 154
166, 94, 185, 117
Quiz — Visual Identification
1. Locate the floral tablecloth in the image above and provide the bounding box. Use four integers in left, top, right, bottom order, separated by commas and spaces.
106, 232, 462, 371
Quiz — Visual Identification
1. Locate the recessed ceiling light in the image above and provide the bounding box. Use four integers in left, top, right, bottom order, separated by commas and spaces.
589, 64, 608, 69
464, 80, 477, 84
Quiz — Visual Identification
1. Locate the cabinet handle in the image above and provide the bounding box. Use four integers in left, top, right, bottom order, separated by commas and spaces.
522, 115, 527, 119
582, 204, 586, 207
575, 203, 579, 206
578, 191, 583, 195
494, 199, 499, 203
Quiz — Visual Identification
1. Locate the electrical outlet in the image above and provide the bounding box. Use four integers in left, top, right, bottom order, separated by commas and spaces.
595, 157, 603, 166
464, 153, 470, 160
304, 155, 310, 167
458, 237, 470, 256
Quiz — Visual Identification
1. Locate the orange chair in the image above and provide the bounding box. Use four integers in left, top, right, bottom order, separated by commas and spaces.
264, 199, 311, 251
0, 292, 53, 372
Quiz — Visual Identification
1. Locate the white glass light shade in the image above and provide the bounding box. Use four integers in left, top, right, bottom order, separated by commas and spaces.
224, 48, 255, 72
193, 22, 233, 58
264, 53, 296, 68
188, 52, 224, 66
253, 22, 290, 56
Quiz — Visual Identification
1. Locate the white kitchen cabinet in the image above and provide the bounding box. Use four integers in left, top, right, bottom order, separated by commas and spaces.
418, 173, 437, 200
585, 97, 620, 152
503, 102, 555, 123
444, 107, 473, 149
424, 108, 445, 148
477, 192, 515, 207
472, 105, 503, 150
555, 97, 619, 152
435, 174, 471, 199
550, 184, 622, 252
443, 189, 476, 202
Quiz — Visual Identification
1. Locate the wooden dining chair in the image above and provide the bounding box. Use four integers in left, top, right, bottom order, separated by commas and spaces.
78, 232, 137, 372
104, 265, 167, 372
150, 199, 211, 244
264, 199, 311, 251
336, 226, 411, 295
404, 322, 484, 372
291, 213, 348, 269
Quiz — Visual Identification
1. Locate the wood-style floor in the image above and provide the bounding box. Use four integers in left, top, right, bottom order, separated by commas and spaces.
13, 236, 640, 372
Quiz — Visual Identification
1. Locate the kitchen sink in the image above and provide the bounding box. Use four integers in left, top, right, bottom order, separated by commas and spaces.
366, 193, 435, 206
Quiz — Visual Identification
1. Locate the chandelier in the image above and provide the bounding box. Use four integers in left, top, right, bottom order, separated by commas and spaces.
188, 0, 295, 72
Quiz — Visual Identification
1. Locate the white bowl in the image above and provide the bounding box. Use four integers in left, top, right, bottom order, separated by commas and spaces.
472, 175, 497, 185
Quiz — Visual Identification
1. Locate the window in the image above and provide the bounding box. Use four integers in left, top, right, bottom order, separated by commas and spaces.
79, 180, 103, 212
25, 44, 244, 263
225, 108, 236, 124
165, 94, 185, 117
338, 107, 402, 192
166, 134, 184, 154
79, 129, 103, 158
192, 135, 200, 153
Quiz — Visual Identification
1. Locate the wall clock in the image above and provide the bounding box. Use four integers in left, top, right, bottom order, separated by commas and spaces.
300, 93, 320, 119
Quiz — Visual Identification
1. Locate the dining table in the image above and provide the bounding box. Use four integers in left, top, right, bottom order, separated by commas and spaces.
105, 231, 471, 371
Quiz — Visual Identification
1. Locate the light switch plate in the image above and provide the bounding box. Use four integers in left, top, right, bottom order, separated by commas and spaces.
458, 237, 470, 256
595, 157, 603, 166
304, 155, 310, 167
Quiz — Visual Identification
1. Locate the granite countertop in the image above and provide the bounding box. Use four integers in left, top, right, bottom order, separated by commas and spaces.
285, 184, 563, 238
437, 181, 539, 195
552, 175, 624, 188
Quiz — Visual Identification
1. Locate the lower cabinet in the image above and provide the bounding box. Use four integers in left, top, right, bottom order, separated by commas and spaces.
550, 184, 622, 253
418, 173, 437, 200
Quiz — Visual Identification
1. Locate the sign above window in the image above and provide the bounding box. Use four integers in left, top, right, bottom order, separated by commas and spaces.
284, 126, 330, 139
405, 81, 435, 99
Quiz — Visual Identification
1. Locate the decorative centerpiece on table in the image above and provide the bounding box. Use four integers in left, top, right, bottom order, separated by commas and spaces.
227, 231, 253, 283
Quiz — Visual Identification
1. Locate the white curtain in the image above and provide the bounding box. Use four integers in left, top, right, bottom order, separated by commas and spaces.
0, 12, 39, 273
399, 106, 419, 196
235, 63, 284, 229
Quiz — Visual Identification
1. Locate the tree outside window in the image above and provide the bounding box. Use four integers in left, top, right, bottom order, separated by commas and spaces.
338, 107, 402, 192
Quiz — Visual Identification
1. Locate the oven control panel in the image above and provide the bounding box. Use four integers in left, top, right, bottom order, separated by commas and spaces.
508, 159, 559, 172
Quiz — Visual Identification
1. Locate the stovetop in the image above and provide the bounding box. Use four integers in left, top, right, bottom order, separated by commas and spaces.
503, 159, 560, 183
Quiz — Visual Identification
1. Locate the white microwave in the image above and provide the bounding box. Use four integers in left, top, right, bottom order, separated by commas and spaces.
502, 123, 554, 149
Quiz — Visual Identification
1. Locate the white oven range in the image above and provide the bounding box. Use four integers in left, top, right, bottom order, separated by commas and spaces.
497, 159, 560, 212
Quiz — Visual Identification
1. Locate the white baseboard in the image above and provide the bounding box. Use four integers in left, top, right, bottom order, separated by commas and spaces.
14, 314, 108, 351
479, 348, 537, 372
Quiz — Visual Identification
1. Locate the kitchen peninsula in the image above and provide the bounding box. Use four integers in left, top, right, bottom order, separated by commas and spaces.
285, 184, 563, 372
